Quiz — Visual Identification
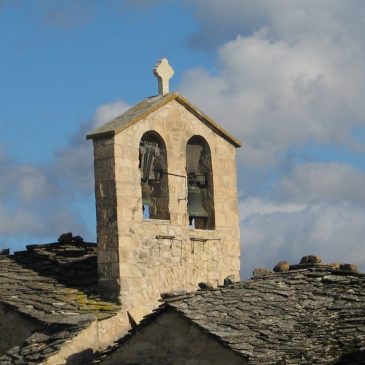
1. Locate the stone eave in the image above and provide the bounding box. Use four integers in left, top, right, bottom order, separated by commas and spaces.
86, 92, 242, 148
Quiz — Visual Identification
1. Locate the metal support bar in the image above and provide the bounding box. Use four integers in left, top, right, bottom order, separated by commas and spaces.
156, 235, 176, 240
190, 237, 222, 242
162, 172, 186, 179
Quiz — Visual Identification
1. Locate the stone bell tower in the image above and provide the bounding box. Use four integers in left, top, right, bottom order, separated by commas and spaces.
87, 59, 241, 322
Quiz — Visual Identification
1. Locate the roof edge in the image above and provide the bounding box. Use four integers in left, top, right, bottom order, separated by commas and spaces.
86, 93, 177, 140
86, 92, 242, 148
174, 94, 242, 148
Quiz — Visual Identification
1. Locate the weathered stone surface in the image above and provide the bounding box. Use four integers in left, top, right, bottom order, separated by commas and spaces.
329, 262, 341, 269
91, 267, 365, 365
90, 97, 241, 320
127, 306, 151, 326
223, 274, 236, 286
0, 239, 123, 365
340, 263, 358, 272
57, 232, 73, 244
94, 311, 247, 365
0, 303, 40, 356
252, 268, 272, 278
0, 320, 93, 365
160, 289, 187, 299
300, 255, 321, 264
198, 282, 214, 290
273, 261, 289, 272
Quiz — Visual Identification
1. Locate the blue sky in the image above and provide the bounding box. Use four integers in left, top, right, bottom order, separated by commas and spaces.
1, 0, 364, 277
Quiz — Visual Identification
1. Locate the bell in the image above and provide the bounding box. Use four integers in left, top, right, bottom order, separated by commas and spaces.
187, 185, 209, 220
141, 184, 153, 206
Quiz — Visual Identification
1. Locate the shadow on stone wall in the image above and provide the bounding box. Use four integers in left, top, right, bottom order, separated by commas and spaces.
334, 349, 365, 364
66, 348, 94, 365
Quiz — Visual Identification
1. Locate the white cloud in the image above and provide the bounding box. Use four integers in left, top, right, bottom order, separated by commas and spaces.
0, 99, 129, 248
189, 1, 365, 50
181, 32, 365, 166
0, 149, 84, 241
179, 2, 365, 276
181, 1, 365, 166
241, 200, 365, 278
279, 162, 365, 204
239, 197, 307, 221
91, 99, 130, 129
240, 161, 365, 278
52, 99, 130, 193
0, 163, 54, 204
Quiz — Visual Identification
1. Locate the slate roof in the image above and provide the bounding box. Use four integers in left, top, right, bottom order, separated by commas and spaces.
93, 264, 365, 365
86, 92, 242, 147
0, 234, 120, 365
167, 268, 365, 365
0, 320, 91, 365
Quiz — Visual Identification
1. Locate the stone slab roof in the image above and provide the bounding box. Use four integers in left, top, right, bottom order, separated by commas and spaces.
0, 235, 119, 324
86, 92, 242, 147
0, 234, 120, 365
165, 269, 365, 365
0, 320, 91, 365
93, 265, 365, 365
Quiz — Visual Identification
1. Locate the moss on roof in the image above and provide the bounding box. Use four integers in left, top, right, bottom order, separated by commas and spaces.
0, 238, 120, 324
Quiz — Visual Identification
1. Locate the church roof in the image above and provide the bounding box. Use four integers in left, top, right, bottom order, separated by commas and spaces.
0, 234, 120, 365
0, 320, 91, 365
93, 264, 365, 365
0, 236, 119, 323
86, 93, 242, 148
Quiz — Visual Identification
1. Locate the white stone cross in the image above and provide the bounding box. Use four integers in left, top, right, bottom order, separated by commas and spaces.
153, 58, 174, 95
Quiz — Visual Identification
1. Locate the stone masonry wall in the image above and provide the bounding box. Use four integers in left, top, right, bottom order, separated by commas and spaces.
100, 310, 247, 365
44, 311, 131, 365
93, 137, 121, 302
94, 99, 241, 319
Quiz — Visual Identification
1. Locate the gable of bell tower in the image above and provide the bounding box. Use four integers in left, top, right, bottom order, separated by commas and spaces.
87, 59, 241, 323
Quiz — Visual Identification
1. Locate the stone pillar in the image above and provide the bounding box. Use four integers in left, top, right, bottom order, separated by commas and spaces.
93, 137, 121, 302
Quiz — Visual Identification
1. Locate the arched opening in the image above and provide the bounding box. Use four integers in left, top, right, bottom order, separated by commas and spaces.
139, 131, 170, 220
186, 136, 215, 230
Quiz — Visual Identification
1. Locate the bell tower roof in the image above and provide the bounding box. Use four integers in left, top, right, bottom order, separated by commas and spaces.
86, 92, 241, 148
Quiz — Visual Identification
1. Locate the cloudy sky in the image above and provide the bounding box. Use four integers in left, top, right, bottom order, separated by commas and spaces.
1, 0, 364, 277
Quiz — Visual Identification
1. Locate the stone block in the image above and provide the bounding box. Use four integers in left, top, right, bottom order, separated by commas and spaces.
215, 144, 234, 160
100, 262, 120, 278
339, 263, 358, 272
120, 263, 145, 278
300, 255, 321, 264
273, 261, 289, 272
127, 306, 152, 325
94, 137, 115, 147
252, 268, 272, 278
98, 250, 119, 264
93, 144, 115, 160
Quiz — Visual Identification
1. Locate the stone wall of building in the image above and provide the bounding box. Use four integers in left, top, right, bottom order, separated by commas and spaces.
0, 303, 41, 355
45, 311, 131, 365
93, 137, 120, 302
100, 310, 247, 365
93, 99, 241, 319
